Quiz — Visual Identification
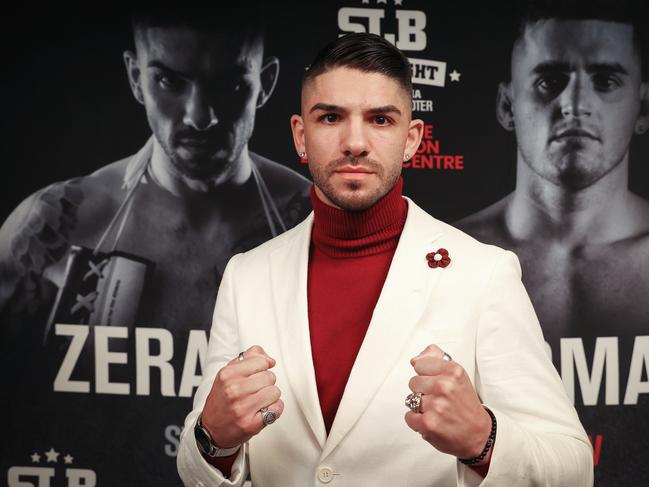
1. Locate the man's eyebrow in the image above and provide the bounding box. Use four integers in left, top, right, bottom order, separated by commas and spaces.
531, 61, 629, 76
586, 62, 629, 75
531, 61, 571, 75
367, 105, 402, 116
308, 103, 402, 116
147, 60, 190, 78
309, 103, 344, 114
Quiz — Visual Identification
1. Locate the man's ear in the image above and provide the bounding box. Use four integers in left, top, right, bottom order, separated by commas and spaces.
290, 114, 305, 156
635, 81, 649, 135
123, 50, 145, 105
404, 118, 425, 161
496, 81, 515, 132
257, 56, 280, 109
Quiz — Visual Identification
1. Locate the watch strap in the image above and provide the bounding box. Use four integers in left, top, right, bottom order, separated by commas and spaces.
195, 414, 241, 458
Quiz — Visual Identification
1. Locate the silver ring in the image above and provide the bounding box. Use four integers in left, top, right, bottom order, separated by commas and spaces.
238, 352, 245, 361
442, 352, 452, 362
405, 392, 423, 413
260, 407, 277, 425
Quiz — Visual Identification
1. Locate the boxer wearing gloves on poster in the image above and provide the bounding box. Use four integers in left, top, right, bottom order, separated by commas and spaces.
178, 33, 592, 486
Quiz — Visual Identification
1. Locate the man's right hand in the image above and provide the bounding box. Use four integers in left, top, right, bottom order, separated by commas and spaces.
200, 345, 283, 449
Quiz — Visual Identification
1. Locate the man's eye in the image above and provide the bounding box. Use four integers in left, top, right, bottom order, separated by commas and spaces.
223, 79, 243, 93
592, 73, 621, 92
321, 113, 339, 123
155, 74, 182, 90
374, 115, 389, 125
535, 73, 569, 95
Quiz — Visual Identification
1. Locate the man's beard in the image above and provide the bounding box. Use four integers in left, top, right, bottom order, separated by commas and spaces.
311, 155, 401, 211
169, 151, 232, 182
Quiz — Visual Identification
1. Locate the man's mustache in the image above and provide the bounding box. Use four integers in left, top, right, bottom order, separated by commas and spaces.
327, 156, 383, 172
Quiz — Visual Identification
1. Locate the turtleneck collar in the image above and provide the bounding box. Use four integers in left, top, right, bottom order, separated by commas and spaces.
310, 177, 408, 258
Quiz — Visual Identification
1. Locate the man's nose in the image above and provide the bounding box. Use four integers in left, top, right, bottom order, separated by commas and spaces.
559, 74, 593, 119
341, 118, 369, 158
183, 87, 218, 131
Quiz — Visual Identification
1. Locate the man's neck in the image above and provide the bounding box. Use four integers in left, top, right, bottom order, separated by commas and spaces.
149, 138, 252, 197
505, 156, 639, 245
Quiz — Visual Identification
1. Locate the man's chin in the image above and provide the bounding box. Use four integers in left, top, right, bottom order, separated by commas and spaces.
171, 156, 231, 183
549, 154, 610, 190
328, 188, 385, 211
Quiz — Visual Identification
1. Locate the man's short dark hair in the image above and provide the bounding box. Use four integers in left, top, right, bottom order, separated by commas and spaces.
505, 0, 648, 81
303, 33, 412, 94
130, 3, 265, 47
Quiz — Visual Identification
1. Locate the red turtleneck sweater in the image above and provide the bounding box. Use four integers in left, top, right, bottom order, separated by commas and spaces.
308, 178, 407, 433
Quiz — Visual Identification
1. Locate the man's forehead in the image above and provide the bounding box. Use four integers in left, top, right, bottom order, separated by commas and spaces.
303, 67, 409, 112
136, 25, 263, 73
514, 19, 637, 68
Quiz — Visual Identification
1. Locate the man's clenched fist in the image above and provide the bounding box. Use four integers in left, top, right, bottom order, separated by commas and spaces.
201, 345, 284, 449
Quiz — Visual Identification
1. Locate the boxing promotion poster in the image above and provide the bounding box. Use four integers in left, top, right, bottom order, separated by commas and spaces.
1, 2, 648, 486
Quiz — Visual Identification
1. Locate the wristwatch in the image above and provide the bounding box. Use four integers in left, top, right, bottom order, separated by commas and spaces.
194, 414, 240, 458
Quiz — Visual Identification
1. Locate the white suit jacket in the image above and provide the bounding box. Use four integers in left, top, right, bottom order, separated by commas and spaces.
177, 198, 593, 487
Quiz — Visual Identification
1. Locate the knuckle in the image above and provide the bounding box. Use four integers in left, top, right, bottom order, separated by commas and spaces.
430, 379, 442, 395
451, 364, 464, 381
231, 401, 247, 421
269, 385, 281, 401
267, 370, 276, 383
223, 382, 240, 401
423, 413, 437, 432
413, 359, 427, 374
216, 367, 231, 383
438, 380, 454, 396
431, 398, 447, 415
254, 356, 269, 370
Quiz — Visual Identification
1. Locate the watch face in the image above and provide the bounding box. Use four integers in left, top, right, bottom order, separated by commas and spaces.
194, 423, 213, 455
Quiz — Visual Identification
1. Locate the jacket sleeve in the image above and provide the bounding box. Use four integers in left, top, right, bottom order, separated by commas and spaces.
457, 250, 594, 487
177, 254, 250, 487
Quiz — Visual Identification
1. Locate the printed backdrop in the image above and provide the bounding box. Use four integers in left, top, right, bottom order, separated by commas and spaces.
1, 2, 648, 486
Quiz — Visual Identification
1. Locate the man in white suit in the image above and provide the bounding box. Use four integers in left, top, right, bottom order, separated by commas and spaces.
177, 33, 593, 486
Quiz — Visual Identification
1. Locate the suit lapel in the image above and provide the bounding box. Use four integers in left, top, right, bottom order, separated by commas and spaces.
269, 214, 328, 448
320, 199, 445, 460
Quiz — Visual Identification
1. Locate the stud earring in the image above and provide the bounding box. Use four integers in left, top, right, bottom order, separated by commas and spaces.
299, 152, 306, 158
404, 153, 410, 160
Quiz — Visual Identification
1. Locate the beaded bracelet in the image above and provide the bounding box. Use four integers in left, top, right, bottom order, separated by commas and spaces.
459, 406, 497, 465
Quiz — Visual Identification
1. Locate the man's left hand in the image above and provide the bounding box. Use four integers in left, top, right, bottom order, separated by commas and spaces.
404, 344, 493, 465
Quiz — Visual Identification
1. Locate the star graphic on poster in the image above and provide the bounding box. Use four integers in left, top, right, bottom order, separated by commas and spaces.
449, 70, 462, 82
394, 0, 404, 5
377, 0, 388, 3
362, 0, 369, 3
45, 448, 60, 463
31, 452, 41, 463
64, 454, 74, 464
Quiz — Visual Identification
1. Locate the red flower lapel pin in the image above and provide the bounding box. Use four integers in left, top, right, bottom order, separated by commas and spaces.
426, 248, 451, 268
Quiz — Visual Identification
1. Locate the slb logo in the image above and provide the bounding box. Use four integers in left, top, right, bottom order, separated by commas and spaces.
7, 450, 96, 487
337, 2, 449, 88
338, 6, 427, 51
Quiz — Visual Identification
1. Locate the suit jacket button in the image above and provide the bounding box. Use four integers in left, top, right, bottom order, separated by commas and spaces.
317, 466, 334, 483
